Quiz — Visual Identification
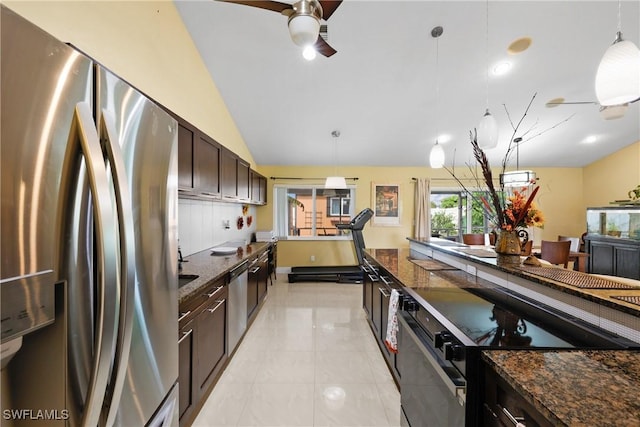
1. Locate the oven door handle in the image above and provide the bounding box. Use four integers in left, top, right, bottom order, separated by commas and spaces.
398, 312, 466, 404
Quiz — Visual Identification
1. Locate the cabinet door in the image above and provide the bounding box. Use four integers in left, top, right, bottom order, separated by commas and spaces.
178, 318, 196, 423
589, 241, 614, 275
196, 287, 228, 395
614, 244, 640, 279
247, 259, 259, 319
250, 170, 260, 203
259, 176, 267, 204
237, 159, 250, 201
178, 123, 195, 192
362, 266, 373, 318
195, 135, 220, 197
257, 254, 269, 303
221, 148, 238, 199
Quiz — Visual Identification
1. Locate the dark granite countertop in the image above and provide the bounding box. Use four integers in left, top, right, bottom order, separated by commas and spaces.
178, 242, 271, 304
407, 237, 640, 318
482, 350, 640, 427
366, 245, 640, 426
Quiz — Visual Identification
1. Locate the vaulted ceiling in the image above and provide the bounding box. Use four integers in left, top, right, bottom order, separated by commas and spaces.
175, 0, 640, 169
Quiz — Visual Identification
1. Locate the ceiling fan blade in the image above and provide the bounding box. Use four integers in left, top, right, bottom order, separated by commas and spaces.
218, 0, 293, 14
318, 0, 342, 20
314, 35, 337, 57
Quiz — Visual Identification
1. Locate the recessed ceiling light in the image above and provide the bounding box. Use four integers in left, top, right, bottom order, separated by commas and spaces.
492, 61, 512, 76
545, 97, 565, 108
437, 133, 452, 143
508, 37, 532, 54
583, 135, 598, 144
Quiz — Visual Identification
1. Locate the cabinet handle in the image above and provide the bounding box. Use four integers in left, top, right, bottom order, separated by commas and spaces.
249, 267, 261, 274
205, 286, 223, 298
178, 310, 192, 322
380, 276, 392, 286
379, 287, 390, 298
501, 406, 526, 427
368, 274, 379, 282
178, 328, 193, 344
206, 299, 226, 313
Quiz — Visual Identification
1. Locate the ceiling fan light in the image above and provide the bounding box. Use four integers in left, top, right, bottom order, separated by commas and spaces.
288, 14, 320, 47
429, 142, 445, 169
477, 109, 499, 149
302, 45, 317, 60
325, 176, 347, 189
595, 34, 640, 106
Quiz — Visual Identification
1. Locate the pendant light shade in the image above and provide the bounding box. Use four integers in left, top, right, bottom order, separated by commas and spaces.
595, 32, 640, 106
324, 176, 347, 189
477, 109, 499, 149
429, 142, 445, 169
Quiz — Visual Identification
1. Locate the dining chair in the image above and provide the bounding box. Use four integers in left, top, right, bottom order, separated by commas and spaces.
540, 240, 571, 268
521, 240, 533, 256
462, 233, 486, 245
558, 235, 580, 252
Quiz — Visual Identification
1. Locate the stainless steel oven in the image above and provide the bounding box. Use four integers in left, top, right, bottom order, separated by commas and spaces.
398, 310, 466, 427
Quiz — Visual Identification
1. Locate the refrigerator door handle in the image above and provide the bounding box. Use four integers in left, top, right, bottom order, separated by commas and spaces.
65, 102, 120, 427
99, 109, 137, 426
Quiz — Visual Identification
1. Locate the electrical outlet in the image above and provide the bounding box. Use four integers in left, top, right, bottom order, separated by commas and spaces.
310, 255, 315, 262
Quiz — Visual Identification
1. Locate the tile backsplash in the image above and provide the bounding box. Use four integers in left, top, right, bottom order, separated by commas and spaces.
178, 198, 256, 256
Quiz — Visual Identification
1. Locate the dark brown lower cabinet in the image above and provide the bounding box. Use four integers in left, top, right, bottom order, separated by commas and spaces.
196, 287, 228, 395
178, 279, 228, 427
483, 362, 552, 427
178, 318, 195, 421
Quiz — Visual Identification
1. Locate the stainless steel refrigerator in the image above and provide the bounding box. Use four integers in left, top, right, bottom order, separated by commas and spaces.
1, 6, 179, 426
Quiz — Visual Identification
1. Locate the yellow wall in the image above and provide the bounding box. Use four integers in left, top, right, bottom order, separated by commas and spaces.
3, 0, 255, 165
583, 142, 640, 207
257, 164, 595, 267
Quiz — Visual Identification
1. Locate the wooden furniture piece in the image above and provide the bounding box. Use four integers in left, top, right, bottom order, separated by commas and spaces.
462, 233, 485, 245
568, 251, 589, 273
540, 240, 571, 268
584, 235, 640, 279
558, 235, 580, 252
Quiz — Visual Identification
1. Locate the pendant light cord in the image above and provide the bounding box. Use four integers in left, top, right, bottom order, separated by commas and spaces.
617, 0, 621, 33
435, 34, 440, 142
485, 0, 489, 110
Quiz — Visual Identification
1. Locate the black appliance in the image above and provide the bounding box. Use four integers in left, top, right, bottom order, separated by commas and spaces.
288, 208, 373, 283
397, 269, 638, 427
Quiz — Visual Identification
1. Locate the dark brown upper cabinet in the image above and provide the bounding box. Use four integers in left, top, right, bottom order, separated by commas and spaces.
178, 123, 195, 193
250, 170, 267, 205
195, 134, 221, 198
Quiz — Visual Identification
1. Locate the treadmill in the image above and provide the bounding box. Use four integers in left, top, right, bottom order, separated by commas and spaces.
288, 208, 374, 283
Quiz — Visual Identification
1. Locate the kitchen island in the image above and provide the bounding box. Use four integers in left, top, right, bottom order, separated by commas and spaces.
364, 242, 640, 426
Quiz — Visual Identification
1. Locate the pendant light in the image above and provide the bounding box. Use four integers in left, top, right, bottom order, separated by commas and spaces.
477, 0, 499, 149
595, 0, 640, 106
499, 137, 536, 187
429, 26, 445, 169
325, 130, 347, 189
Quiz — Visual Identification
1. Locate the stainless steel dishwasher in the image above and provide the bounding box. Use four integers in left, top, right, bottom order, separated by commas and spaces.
227, 260, 248, 354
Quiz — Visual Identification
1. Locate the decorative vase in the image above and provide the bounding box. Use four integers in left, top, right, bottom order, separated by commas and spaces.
494, 230, 522, 267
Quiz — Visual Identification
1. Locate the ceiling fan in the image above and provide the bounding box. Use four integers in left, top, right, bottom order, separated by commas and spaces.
219, 0, 342, 57
545, 97, 639, 120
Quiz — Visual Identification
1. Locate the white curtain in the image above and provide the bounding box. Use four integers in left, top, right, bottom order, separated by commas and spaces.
414, 178, 431, 239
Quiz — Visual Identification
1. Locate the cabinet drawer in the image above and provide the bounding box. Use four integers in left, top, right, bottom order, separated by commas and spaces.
179, 278, 226, 328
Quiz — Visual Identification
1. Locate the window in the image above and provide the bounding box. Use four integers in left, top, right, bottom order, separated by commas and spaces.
274, 185, 355, 239
328, 197, 350, 216
430, 190, 493, 239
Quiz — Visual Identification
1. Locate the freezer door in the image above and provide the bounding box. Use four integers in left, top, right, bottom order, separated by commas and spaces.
0, 5, 92, 341
96, 67, 179, 426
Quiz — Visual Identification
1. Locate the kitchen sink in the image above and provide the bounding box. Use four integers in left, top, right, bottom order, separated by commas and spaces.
178, 274, 199, 288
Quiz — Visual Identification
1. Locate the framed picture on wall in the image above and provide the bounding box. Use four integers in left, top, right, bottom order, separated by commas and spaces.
372, 183, 401, 226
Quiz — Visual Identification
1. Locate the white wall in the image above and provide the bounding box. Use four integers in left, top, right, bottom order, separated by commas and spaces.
178, 199, 257, 256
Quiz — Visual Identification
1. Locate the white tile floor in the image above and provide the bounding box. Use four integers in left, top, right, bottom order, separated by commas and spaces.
191, 278, 401, 427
